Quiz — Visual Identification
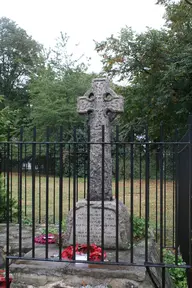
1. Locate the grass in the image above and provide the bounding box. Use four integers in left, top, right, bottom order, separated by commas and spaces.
6, 173, 175, 243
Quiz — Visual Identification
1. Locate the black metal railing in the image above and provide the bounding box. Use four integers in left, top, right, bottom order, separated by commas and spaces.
1, 123, 192, 287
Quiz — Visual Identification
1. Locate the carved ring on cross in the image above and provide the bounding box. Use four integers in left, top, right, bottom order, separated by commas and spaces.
77, 79, 124, 121
87, 92, 113, 103
88, 93, 95, 101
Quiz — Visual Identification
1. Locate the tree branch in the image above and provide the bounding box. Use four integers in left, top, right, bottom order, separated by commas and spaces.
135, 58, 152, 75
185, 0, 192, 5
157, 0, 192, 5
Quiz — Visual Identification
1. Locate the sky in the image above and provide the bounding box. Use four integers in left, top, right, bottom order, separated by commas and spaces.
0, 0, 165, 73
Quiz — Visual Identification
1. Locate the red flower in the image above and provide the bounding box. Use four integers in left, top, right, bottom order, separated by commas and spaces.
34, 234, 57, 244
61, 243, 107, 262
0, 270, 13, 288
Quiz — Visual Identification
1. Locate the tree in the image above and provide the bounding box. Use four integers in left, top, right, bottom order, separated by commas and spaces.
0, 17, 43, 126
27, 34, 96, 177
185, 0, 192, 5
0, 95, 18, 140
29, 33, 95, 141
157, 0, 192, 6
29, 68, 95, 140
95, 1, 192, 140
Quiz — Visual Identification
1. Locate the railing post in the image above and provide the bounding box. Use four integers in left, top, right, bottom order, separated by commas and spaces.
45, 127, 50, 259
115, 125, 119, 263
87, 126, 90, 261
145, 125, 149, 264
32, 127, 36, 258
130, 127, 134, 263
187, 117, 192, 287
73, 127, 77, 260
6, 129, 10, 288
188, 121, 192, 266
160, 123, 164, 264
59, 127, 63, 259
19, 127, 23, 257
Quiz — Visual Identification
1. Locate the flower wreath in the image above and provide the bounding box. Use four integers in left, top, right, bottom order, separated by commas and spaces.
0, 270, 13, 287
61, 244, 107, 262
34, 234, 56, 244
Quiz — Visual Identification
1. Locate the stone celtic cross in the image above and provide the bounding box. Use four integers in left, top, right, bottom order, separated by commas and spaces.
77, 78, 124, 201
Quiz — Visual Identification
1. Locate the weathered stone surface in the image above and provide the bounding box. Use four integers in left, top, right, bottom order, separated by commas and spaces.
10, 239, 174, 288
65, 200, 130, 249
27, 281, 138, 288
77, 78, 124, 201
0, 223, 56, 255
39, 282, 74, 288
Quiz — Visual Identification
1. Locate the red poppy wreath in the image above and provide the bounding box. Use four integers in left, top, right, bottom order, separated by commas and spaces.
34, 234, 56, 244
61, 243, 107, 262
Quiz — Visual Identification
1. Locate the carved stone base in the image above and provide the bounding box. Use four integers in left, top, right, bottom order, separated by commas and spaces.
64, 200, 130, 249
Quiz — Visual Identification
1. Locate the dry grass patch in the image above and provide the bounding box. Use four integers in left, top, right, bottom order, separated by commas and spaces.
6, 173, 175, 244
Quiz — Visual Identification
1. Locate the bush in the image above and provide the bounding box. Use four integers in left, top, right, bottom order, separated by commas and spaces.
0, 174, 18, 223
163, 249, 188, 288
132, 218, 187, 287
133, 216, 146, 241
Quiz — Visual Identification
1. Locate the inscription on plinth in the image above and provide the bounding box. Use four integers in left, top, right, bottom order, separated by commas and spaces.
75, 209, 116, 244
67, 200, 130, 249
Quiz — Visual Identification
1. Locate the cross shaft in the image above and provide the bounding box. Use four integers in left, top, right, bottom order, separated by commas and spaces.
77, 78, 124, 201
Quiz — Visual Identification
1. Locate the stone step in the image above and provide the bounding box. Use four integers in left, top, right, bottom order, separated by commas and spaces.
9, 240, 173, 288
0, 223, 56, 254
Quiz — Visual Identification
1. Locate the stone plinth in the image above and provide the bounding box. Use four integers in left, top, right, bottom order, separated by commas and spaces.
10, 240, 174, 288
64, 200, 130, 249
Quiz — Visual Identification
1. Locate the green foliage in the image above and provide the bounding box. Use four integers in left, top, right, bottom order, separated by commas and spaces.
0, 174, 18, 223
163, 249, 188, 287
133, 216, 146, 241
29, 33, 95, 142
132, 219, 187, 287
41, 226, 58, 235
0, 96, 18, 141
157, 0, 192, 6
0, 17, 42, 130
95, 0, 192, 140
22, 217, 33, 226
61, 219, 67, 232
40, 219, 67, 235
29, 69, 93, 141
22, 217, 67, 234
